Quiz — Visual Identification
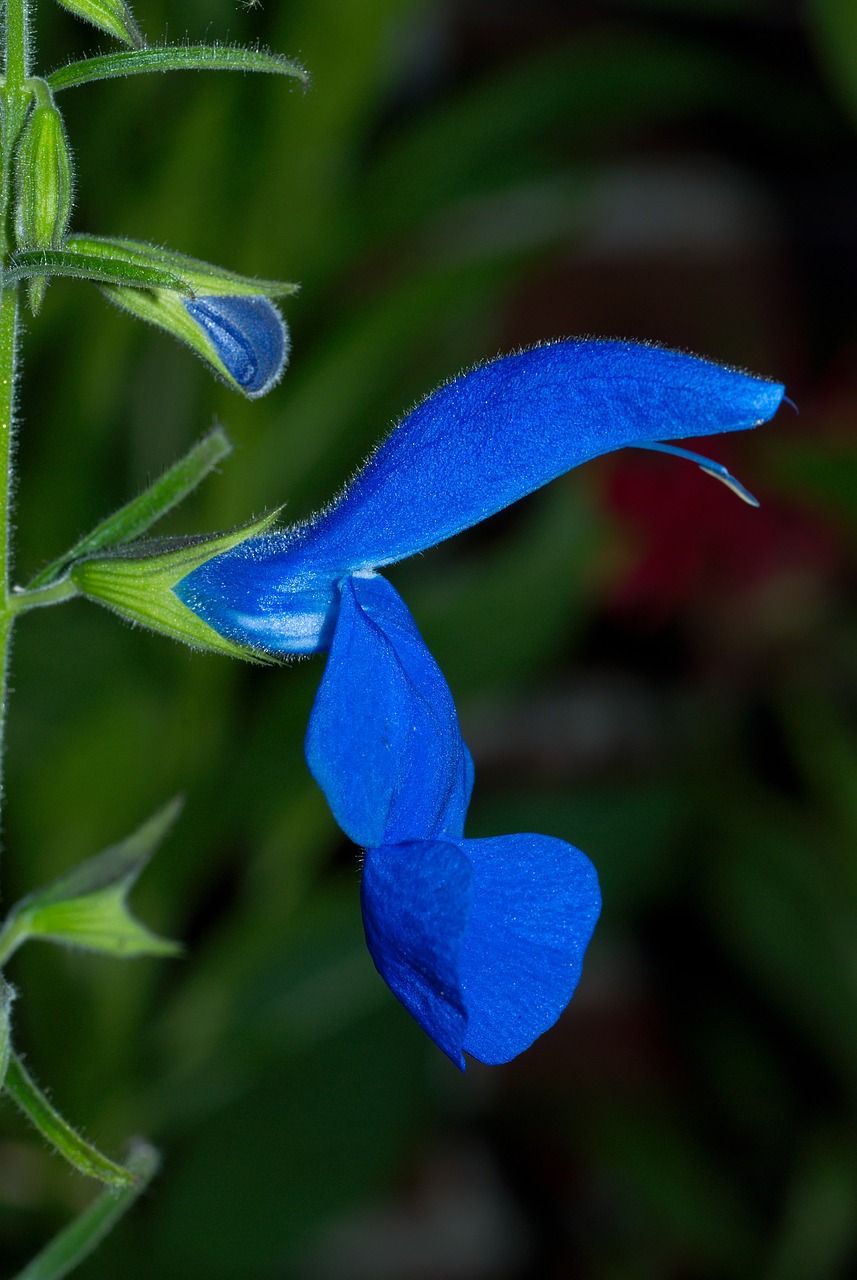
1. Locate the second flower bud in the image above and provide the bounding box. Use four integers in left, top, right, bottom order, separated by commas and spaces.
14, 90, 73, 313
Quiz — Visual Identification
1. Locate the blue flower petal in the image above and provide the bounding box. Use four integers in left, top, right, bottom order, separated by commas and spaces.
361, 832, 601, 1068
305, 574, 471, 849
458, 833, 601, 1065
176, 341, 784, 652
361, 839, 471, 1069
183, 295, 288, 397
290, 340, 785, 571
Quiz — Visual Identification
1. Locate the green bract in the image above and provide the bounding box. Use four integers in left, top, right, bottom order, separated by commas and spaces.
29, 425, 232, 588
4, 247, 189, 292
71, 511, 282, 660
65, 235, 296, 299
0, 800, 182, 960
47, 42, 309, 93
6, 235, 298, 300
53, 0, 143, 49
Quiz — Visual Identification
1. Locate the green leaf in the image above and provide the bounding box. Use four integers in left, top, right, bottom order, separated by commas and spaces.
48, 43, 309, 93
53, 0, 143, 50
71, 512, 282, 661
4, 1054, 135, 1187
10, 1140, 159, 1280
0, 799, 183, 960
4, 249, 191, 293
65, 234, 297, 299
28, 425, 232, 589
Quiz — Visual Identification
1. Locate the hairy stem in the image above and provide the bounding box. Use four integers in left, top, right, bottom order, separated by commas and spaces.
2, 0, 33, 251
3, 0, 30, 90
0, 290, 17, 823
0, 0, 33, 830
10, 1141, 160, 1280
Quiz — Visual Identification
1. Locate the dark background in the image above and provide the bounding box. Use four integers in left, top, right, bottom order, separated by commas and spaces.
3, 0, 857, 1275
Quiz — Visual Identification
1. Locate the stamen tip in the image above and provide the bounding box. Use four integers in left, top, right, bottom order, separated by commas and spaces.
634, 443, 760, 507
698, 460, 760, 508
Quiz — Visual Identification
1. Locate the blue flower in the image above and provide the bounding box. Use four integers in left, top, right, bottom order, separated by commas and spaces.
172, 339, 785, 1063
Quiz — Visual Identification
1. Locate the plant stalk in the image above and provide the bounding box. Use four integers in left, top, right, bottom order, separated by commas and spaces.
3, 0, 30, 91
0, 290, 17, 821
0, 0, 34, 826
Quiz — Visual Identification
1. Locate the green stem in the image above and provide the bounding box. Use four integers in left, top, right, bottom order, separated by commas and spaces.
0, 0, 32, 827
0, 289, 17, 816
2, 0, 33, 257
5, 1053, 135, 1187
10, 1141, 160, 1280
4, 0, 30, 90
0, 0, 36, 838
9, 575, 79, 614
0, 911, 26, 963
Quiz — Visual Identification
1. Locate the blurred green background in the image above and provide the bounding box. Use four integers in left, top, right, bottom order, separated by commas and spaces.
4, 0, 857, 1275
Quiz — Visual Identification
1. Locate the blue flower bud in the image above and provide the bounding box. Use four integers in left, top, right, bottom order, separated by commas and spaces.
182, 295, 288, 398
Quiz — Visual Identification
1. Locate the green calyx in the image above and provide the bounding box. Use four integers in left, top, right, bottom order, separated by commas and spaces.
71, 511, 282, 661
100, 285, 261, 395
14, 87, 73, 312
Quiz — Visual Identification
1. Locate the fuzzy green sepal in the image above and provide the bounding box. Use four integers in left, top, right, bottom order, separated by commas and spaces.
71, 511, 282, 660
